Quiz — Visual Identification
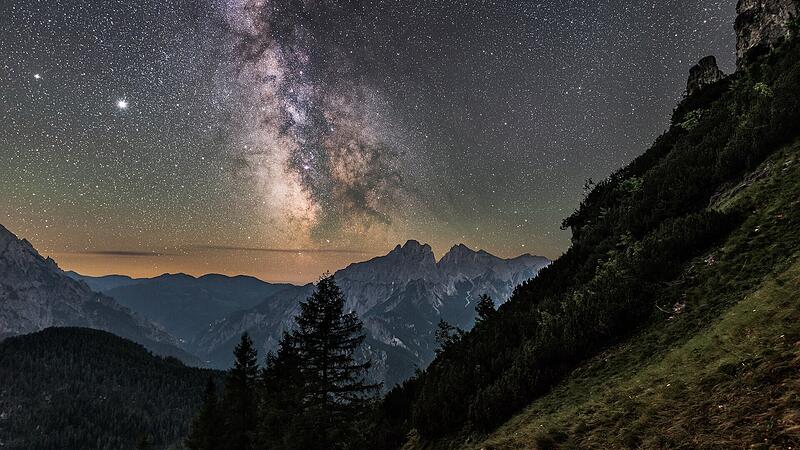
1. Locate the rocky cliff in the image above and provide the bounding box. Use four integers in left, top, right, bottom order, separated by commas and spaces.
192, 240, 550, 386
735, 0, 799, 67
686, 56, 726, 96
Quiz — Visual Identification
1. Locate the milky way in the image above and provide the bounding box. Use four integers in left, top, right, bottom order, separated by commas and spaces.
219, 0, 406, 248
1, 0, 737, 282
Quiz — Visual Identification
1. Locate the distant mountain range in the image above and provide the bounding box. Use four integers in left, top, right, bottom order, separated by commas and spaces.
2, 222, 548, 387
72, 240, 548, 386
0, 224, 197, 365
65, 271, 294, 343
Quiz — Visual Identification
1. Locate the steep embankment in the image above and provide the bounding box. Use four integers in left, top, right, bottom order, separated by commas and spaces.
465, 140, 800, 449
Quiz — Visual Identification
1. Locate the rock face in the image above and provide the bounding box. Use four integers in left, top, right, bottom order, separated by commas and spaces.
686, 56, 726, 96
0, 224, 196, 364
735, 0, 799, 67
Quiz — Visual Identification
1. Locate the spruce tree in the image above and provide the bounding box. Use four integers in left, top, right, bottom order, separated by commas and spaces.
222, 332, 259, 450
291, 274, 379, 449
256, 332, 305, 449
434, 319, 464, 355
185, 377, 221, 450
474, 294, 496, 324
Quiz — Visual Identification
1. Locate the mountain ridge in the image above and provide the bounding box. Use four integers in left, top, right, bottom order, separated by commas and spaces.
0, 224, 198, 365
192, 241, 550, 386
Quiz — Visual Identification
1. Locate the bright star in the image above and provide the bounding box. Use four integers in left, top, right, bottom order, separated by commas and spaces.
116, 99, 129, 110
33, 73, 41, 79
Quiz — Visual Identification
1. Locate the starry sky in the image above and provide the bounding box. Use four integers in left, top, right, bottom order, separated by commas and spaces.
1, 0, 736, 283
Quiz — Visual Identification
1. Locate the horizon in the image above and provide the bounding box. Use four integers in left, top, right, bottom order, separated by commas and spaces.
41, 233, 550, 284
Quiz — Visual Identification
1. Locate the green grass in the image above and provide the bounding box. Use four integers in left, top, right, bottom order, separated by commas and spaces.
409, 142, 800, 450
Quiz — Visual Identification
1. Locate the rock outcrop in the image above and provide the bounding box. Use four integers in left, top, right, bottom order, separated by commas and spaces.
735, 0, 799, 67
686, 56, 726, 96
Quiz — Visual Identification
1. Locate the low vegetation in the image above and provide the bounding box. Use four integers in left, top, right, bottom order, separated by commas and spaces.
473, 140, 800, 449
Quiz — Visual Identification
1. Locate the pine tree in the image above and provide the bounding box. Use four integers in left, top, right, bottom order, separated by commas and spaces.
434, 319, 464, 355
222, 333, 259, 450
291, 274, 379, 449
256, 332, 306, 449
474, 294, 496, 324
185, 377, 221, 450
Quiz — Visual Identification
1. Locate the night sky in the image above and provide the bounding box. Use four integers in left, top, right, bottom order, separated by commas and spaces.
1, 0, 736, 283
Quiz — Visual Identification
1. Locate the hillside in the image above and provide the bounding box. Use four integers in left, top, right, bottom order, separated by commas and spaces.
415, 138, 800, 449
372, 10, 800, 450
0, 327, 218, 450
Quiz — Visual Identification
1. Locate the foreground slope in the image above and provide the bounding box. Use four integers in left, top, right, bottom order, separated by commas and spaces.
439, 140, 800, 449
0, 327, 217, 450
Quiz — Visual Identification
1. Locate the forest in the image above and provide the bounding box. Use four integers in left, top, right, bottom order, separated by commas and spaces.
0, 328, 216, 449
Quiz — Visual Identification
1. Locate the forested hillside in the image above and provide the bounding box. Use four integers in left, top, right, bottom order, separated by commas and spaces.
0, 328, 218, 450
370, 21, 800, 449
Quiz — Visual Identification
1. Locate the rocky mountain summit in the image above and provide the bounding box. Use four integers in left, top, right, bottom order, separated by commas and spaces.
686, 56, 726, 96
735, 0, 799, 67
0, 224, 195, 363
685, 0, 798, 97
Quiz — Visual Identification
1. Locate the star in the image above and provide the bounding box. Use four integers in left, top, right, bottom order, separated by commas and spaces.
33, 73, 41, 80
116, 99, 129, 110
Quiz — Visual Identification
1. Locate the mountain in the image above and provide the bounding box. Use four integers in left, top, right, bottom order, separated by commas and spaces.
68, 271, 293, 343
371, 8, 800, 448
64, 271, 141, 292
190, 283, 316, 368
193, 241, 550, 386
0, 327, 217, 450
0, 224, 197, 365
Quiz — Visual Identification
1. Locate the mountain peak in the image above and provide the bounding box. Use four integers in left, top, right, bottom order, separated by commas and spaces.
449, 243, 474, 253
0, 222, 188, 362
390, 240, 434, 258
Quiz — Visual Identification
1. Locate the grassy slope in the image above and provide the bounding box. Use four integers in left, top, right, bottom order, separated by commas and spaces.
411, 141, 800, 449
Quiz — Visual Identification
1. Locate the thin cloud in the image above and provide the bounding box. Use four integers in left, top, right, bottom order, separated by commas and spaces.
195, 245, 372, 255
66, 250, 173, 257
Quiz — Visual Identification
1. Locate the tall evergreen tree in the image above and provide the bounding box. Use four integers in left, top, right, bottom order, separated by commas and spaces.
256, 332, 306, 450
434, 319, 464, 355
222, 333, 259, 450
185, 377, 221, 450
474, 294, 496, 324
292, 274, 379, 449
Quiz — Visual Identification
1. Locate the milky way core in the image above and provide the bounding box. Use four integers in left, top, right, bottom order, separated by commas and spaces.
219, 0, 408, 250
